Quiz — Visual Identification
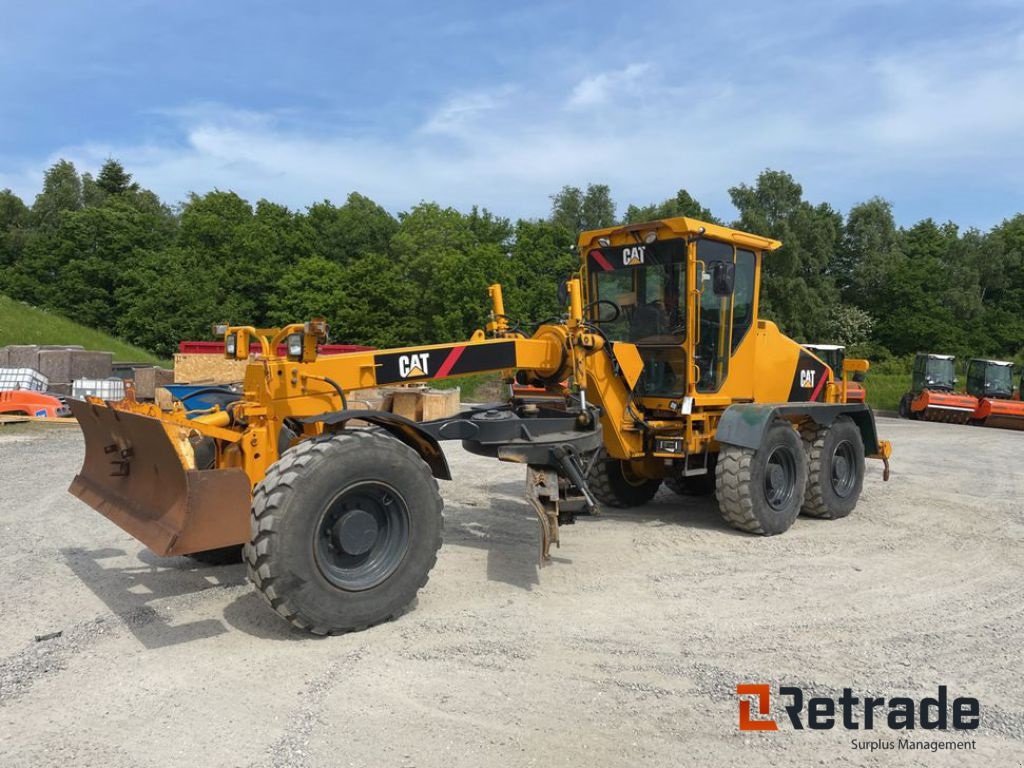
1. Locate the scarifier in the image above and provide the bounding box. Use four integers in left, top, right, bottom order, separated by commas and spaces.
68, 217, 892, 634
965, 358, 1024, 430
898, 353, 978, 423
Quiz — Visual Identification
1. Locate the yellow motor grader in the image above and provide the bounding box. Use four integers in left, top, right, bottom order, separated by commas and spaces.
69, 217, 891, 634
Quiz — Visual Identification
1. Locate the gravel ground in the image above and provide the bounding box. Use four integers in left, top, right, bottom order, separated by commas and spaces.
0, 417, 1021, 767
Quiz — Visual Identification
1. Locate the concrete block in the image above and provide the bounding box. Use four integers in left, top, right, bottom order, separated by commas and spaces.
70, 350, 113, 380
133, 366, 175, 400
7, 345, 39, 369
0, 348, 8, 367
37, 349, 74, 383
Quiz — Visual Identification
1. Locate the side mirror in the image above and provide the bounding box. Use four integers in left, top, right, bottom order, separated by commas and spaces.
711, 261, 735, 296
852, 371, 866, 383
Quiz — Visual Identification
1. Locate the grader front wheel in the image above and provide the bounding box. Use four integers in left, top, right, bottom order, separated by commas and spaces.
715, 420, 808, 535
588, 457, 662, 507
244, 431, 443, 635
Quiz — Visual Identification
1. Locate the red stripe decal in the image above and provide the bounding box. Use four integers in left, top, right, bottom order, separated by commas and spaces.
590, 249, 614, 271
810, 371, 827, 402
435, 345, 466, 379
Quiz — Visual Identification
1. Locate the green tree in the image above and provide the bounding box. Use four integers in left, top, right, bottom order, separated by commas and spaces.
96, 159, 139, 196
624, 189, 718, 224
115, 248, 213, 356
974, 214, 1024, 357
864, 220, 966, 356
550, 183, 615, 233
729, 170, 842, 341
0, 189, 29, 272
32, 160, 82, 230
503, 218, 577, 327
305, 193, 398, 265
391, 203, 508, 343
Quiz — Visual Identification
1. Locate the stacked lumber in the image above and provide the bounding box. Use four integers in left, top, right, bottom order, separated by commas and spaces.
173, 353, 250, 384
381, 386, 461, 421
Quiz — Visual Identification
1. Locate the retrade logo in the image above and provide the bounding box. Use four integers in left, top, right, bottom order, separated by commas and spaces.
737, 684, 778, 731
736, 684, 980, 732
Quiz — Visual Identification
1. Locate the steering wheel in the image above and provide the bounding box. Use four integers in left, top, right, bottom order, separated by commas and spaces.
584, 299, 621, 324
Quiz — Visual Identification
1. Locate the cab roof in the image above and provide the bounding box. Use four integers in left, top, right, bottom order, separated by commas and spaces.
971, 358, 1013, 367
578, 216, 782, 253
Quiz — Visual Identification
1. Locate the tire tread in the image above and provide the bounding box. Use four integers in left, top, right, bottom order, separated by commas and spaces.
244, 430, 443, 635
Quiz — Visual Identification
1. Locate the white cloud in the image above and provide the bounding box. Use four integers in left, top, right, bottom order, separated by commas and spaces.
2, 26, 1022, 228
865, 34, 1024, 151
567, 63, 652, 109
421, 86, 517, 137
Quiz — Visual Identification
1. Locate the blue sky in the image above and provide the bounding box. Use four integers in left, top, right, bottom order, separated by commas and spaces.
1, 0, 1022, 228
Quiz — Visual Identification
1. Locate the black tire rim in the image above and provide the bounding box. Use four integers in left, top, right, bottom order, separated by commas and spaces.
830, 439, 857, 498
314, 481, 410, 591
763, 446, 797, 510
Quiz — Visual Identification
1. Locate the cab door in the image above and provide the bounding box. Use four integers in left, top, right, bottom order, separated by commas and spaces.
693, 241, 757, 394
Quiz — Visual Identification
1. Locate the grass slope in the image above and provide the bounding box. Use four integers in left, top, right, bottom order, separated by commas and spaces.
0, 295, 163, 364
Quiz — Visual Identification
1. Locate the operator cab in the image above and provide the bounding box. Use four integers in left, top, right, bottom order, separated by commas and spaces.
584, 227, 758, 398
911, 353, 956, 393
966, 358, 1015, 400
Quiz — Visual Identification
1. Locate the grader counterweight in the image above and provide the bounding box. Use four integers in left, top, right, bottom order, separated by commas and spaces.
69, 216, 891, 635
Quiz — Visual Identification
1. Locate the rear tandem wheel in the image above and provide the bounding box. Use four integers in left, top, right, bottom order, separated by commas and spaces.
799, 417, 865, 519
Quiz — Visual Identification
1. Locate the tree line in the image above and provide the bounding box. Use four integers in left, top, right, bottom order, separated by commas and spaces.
0, 159, 1021, 363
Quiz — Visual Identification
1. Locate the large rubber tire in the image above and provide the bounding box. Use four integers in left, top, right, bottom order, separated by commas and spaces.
665, 454, 717, 497
715, 420, 807, 535
244, 430, 443, 635
800, 418, 864, 519
188, 545, 243, 565
898, 393, 912, 419
589, 458, 662, 508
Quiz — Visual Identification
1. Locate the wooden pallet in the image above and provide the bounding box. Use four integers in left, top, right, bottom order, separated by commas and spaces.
0, 414, 78, 426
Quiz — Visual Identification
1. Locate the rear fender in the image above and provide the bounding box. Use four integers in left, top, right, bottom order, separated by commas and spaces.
301, 410, 452, 480
716, 402, 881, 456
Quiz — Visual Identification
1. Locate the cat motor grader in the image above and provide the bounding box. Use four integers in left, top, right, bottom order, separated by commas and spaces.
68, 216, 891, 635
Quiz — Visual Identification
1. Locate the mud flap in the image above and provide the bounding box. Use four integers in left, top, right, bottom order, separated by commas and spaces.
68, 399, 251, 556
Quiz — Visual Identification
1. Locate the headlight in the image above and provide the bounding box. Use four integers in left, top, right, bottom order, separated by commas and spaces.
211, 323, 229, 337
225, 333, 237, 357
287, 333, 304, 359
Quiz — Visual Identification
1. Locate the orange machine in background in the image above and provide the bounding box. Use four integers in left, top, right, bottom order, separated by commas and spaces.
0, 390, 71, 419
966, 358, 1024, 430
899, 353, 978, 423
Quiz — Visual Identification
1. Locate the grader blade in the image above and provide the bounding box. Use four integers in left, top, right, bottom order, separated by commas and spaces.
68, 399, 251, 557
